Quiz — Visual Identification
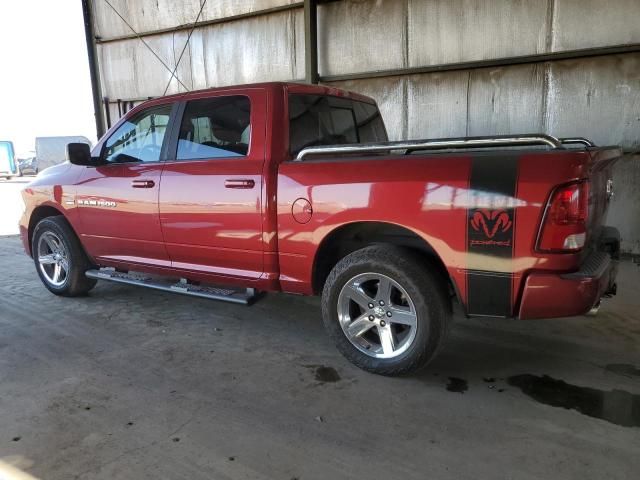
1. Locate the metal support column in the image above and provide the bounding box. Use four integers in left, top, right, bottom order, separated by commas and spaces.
304, 0, 319, 84
81, 0, 106, 139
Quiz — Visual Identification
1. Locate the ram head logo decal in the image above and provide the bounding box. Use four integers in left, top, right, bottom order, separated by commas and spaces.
470, 209, 512, 239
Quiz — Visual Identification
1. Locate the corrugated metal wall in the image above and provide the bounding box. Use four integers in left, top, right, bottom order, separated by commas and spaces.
91, 0, 640, 253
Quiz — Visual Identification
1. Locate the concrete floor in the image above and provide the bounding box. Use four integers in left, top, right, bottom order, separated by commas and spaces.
0, 233, 639, 479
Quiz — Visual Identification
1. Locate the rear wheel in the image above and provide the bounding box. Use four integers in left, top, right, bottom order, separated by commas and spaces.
32, 216, 97, 296
322, 245, 451, 376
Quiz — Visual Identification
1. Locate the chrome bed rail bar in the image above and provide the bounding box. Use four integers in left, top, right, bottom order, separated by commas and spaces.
559, 137, 596, 147
295, 134, 564, 161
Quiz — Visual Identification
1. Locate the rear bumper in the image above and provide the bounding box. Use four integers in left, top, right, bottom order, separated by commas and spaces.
518, 250, 618, 320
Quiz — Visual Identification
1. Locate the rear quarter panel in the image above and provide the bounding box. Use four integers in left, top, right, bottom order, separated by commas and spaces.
277, 149, 593, 317
277, 155, 469, 295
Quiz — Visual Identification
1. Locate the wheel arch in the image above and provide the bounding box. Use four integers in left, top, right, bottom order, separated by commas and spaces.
311, 221, 457, 302
28, 205, 70, 254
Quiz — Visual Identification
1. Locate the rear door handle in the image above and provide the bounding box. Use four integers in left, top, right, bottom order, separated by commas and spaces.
131, 180, 155, 188
225, 179, 255, 189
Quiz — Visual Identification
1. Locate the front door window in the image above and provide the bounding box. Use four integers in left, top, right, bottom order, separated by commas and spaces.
103, 105, 172, 163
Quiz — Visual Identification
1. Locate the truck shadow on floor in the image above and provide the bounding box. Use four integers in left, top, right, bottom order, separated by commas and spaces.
79, 282, 640, 428
418, 321, 640, 428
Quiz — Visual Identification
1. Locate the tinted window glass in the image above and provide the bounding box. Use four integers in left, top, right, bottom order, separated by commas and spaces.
177, 96, 251, 160
352, 101, 388, 143
289, 94, 387, 155
104, 105, 171, 163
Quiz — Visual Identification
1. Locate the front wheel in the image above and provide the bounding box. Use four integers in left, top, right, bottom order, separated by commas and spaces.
32, 216, 97, 296
321, 246, 451, 376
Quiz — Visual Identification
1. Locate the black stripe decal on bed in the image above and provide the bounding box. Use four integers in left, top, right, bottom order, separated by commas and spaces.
466, 154, 519, 317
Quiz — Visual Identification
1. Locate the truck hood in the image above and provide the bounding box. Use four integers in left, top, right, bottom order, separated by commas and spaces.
37, 161, 72, 178
26, 161, 80, 189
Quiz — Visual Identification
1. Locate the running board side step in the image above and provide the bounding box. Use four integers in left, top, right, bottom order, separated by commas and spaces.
85, 269, 260, 305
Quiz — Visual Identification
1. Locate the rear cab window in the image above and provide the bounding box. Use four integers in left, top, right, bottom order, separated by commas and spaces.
288, 94, 387, 156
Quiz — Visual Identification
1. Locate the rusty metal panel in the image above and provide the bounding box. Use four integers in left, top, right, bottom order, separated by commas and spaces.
545, 54, 640, 147
467, 64, 545, 136
187, 28, 209, 91
552, 0, 640, 51
202, 0, 299, 24
294, 8, 305, 82
91, 0, 299, 39
197, 10, 303, 87
328, 77, 407, 141
98, 31, 194, 99
406, 71, 469, 140
317, 0, 407, 77
106, 103, 120, 127
608, 155, 640, 255
408, 0, 549, 67
97, 9, 303, 99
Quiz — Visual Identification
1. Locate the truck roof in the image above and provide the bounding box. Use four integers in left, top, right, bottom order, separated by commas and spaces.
134, 81, 377, 114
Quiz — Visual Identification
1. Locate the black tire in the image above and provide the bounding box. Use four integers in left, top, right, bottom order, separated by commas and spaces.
32, 216, 97, 296
321, 245, 451, 376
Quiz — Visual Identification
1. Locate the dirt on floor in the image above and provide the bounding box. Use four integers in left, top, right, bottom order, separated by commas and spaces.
0, 235, 638, 480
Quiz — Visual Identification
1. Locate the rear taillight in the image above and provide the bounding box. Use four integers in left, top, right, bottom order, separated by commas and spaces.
537, 181, 589, 252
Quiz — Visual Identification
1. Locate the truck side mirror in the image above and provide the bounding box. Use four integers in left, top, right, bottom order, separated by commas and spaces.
66, 143, 94, 166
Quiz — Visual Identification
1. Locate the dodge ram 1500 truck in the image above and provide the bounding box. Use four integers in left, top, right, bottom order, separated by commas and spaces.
19, 82, 621, 375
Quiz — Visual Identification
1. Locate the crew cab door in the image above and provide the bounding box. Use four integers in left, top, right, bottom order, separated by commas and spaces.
76, 102, 176, 266
159, 90, 266, 280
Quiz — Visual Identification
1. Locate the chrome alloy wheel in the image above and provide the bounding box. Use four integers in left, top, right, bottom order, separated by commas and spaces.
37, 231, 69, 287
337, 273, 418, 359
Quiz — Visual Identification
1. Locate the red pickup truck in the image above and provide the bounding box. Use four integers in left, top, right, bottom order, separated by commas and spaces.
19, 82, 621, 375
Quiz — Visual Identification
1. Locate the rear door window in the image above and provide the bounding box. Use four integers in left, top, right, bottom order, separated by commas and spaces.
176, 96, 251, 160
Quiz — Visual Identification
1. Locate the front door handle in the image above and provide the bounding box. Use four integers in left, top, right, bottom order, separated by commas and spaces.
225, 179, 255, 189
131, 179, 155, 188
